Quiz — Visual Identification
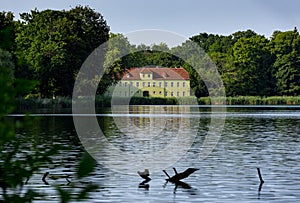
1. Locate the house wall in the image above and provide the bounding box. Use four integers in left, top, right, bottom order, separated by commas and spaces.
106, 79, 190, 98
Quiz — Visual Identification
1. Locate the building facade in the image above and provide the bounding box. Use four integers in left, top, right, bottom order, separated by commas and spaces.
106, 67, 191, 98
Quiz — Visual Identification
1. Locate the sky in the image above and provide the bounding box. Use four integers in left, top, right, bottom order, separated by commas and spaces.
2, 0, 300, 45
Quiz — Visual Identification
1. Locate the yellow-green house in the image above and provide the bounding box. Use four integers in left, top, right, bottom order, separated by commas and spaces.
106, 67, 191, 98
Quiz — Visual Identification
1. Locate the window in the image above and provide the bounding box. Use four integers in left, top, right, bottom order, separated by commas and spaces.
125, 92, 127, 96
165, 82, 168, 87
153, 91, 156, 94
177, 82, 180, 87
153, 82, 156, 87
171, 92, 174, 96
159, 91, 162, 95
136, 82, 139, 87
159, 82, 162, 87
165, 92, 168, 96
171, 82, 174, 87
148, 73, 151, 78
143, 82, 146, 87
130, 82, 133, 86
177, 92, 180, 97
148, 82, 151, 87
183, 82, 186, 87
183, 92, 185, 96
124, 82, 127, 87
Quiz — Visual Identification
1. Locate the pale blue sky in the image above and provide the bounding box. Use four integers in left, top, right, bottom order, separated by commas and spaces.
2, 0, 299, 39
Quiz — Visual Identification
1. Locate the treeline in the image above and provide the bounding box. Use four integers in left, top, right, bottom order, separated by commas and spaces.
112, 29, 300, 98
191, 29, 300, 97
0, 7, 110, 98
1, 7, 300, 99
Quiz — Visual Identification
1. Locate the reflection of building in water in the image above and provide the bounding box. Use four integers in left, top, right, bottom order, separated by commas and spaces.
129, 106, 191, 133
92, 105, 198, 173
106, 67, 191, 98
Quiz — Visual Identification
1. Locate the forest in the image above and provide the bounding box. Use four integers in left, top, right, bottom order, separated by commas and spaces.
1, 6, 300, 99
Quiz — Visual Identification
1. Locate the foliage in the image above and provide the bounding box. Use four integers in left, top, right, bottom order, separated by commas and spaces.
55, 152, 98, 203
270, 28, 300, 96
0, 11, 15, 52
15, 6, 110, 98
198, 96, 300, 105
0, 49, 15, 144
1, 5, 300, 99
224, 35, 274, 96
191, 29, 300, 97
0, 48, 44, 202
0, 48, 98, 202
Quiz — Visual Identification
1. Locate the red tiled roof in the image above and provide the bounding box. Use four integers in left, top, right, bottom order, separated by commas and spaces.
121, 67, 190, 80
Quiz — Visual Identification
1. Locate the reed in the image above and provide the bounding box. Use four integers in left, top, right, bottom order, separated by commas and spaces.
15, 96, 300, 112
15, 96, 72, 112
198, 96, 300, 105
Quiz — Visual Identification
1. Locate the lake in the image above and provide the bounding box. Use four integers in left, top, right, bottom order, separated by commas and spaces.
7, 105, 300, 202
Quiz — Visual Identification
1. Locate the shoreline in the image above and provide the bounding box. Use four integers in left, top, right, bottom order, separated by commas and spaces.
14, 96, 300, 113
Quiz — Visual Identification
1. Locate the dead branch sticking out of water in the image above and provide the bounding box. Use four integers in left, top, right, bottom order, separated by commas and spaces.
163, 167, 199, 183
257, 168, 264, 194
257, 168, 264, 184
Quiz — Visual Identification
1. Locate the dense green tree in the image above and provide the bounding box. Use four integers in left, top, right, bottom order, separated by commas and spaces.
93, 33, 132, 95
190, 33, 219, 52
208, 35, 234, 76
0, 49, 14, 117
231, 29, 257, 43
3, 8, 298, 99
270, 28, 300, 95
15, 6, 109, 98
104, 33, 131, 70
146, 43, 181, 68
0, 11, 15, 52
223, 35, 274, 96
171, 40, 210, 97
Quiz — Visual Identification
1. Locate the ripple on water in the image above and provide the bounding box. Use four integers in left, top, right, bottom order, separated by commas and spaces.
6, 106, 300, 202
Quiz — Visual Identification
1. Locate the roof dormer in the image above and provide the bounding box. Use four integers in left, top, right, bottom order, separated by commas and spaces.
140, 70, 153, 80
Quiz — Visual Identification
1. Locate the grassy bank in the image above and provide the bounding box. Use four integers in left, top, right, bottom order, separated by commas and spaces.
15, 96, 300, 112
198, 96, 300, 105
218, 96, 300, 105
15, 97, 73, 113
16, 96, 198, 112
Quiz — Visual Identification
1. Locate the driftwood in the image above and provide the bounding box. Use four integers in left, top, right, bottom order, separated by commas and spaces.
163, 167, 199, 183
42, 172, 71, 185
257, 168, 264, 183
257, 168, 264, 193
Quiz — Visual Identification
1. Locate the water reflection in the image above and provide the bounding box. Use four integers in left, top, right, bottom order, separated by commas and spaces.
6, 105, 300, 202
92, 105, 199, 174
163, 180, 195, 194
138, 179, 151, 190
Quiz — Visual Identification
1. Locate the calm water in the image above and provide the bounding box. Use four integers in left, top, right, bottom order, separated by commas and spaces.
7, 105, 300, 202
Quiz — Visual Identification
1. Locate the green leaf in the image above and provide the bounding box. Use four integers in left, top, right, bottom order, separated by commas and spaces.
56, 187, 71, 203
76, 152, 97, 178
